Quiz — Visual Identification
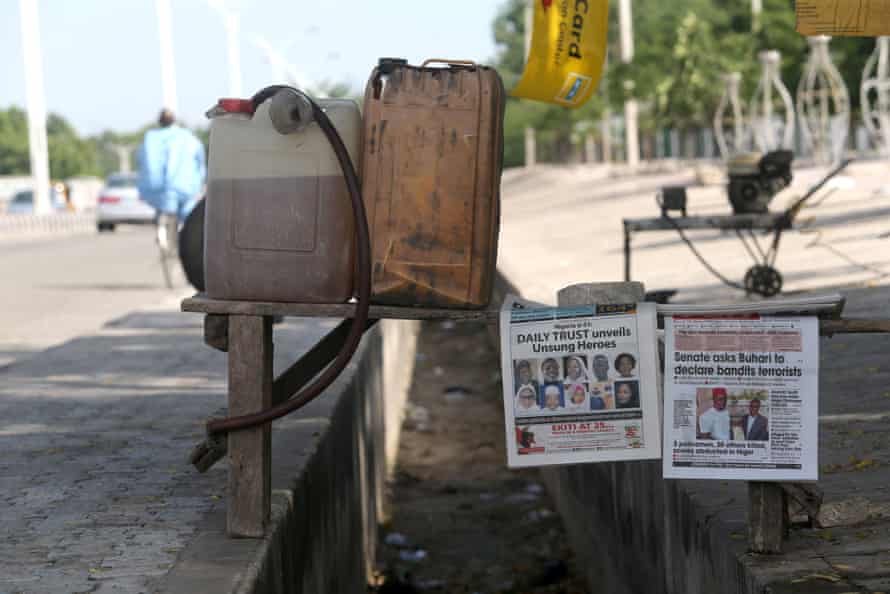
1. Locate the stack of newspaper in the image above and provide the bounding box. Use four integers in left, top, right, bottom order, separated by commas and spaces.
655, 293, 844, 318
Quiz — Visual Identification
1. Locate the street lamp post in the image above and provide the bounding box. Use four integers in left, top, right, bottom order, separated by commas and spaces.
250, 36, 308, 89
619, 0, 639, 167
18, 0, 51, 215
155, 0, 178, 113
109, 144, 134, 174
206, 0, 243, 98
752, 0, 763, 32
524, 0, 536, 168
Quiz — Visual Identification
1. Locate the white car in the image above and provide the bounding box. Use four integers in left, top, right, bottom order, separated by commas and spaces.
6, 188, 66, 214
96, 173, 156, 232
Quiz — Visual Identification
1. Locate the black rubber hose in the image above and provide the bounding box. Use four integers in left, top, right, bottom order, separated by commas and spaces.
206, 88, 371, 435
661, 212, 747, 291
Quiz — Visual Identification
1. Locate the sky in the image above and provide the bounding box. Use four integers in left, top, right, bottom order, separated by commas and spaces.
1, 0, 502, 136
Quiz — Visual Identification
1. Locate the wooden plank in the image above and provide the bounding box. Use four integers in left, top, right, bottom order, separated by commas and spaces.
624, 213, 788, 233
781, 482, 824, 525
820, 319, 890, 335
748, 482, 786, 553
273, 319, 378, 405
204, 314, 229, 352
227, 315, 273, 538
184, 296, 890, 335
182, 293, 498, 321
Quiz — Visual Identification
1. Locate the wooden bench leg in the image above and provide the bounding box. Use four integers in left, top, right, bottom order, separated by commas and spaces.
748, 481, 787, 553
227, 315, 273, 538
624, 225, 632, 281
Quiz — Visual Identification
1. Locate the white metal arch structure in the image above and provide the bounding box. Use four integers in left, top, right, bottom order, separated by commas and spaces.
797, 36, 850, 164
749, 50, 795, 153
714, 72, 748, 159
862, 36, 890, 155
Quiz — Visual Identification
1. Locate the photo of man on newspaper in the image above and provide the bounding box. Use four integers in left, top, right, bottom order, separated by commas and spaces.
742, 397, 769, 441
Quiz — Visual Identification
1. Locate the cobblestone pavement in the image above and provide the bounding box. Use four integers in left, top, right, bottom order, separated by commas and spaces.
0, 309, 331, 593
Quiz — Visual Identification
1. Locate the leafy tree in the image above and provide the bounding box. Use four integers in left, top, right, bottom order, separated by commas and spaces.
0, 107, 100, 178
492, 0, 872, 162
0, 107, 30, 175
46, 114, 100, 178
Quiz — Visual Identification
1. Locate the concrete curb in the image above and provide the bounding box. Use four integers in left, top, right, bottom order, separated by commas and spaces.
155, 319, 420, 594
0, 212, 95, 241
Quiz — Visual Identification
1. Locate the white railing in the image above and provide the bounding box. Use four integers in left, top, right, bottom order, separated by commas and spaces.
0, 212, 95, 241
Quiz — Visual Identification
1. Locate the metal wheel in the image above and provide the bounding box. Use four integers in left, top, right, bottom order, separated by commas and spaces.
743, 265, 783, 297
178, 198, 205, 292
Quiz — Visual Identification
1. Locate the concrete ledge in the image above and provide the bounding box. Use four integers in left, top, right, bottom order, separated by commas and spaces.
155, 319, 419, 594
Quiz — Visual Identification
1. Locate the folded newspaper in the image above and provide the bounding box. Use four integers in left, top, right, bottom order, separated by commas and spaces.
499, 295, 661, 467
656, 293, 844, 318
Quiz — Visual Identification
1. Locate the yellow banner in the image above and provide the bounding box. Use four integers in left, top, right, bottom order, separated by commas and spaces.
512, 0, 609, 108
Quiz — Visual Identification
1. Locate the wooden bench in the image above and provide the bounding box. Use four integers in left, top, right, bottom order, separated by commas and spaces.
181, 291, 889, 551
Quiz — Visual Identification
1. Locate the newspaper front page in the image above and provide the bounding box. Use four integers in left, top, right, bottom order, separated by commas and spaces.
500, 296, 661, 468
663, 315, 819, 481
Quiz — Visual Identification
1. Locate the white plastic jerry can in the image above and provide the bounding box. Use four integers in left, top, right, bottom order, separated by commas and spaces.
204, 94, 361, 303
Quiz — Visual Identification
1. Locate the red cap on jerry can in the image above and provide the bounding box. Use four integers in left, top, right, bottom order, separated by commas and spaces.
217, 98, 255, 114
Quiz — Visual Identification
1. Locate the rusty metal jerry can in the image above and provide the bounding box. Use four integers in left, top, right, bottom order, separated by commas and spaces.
360, 58, 505, 308
203, 95, 362, 303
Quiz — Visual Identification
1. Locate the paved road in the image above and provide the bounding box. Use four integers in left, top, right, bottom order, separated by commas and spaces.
0, 307, 333, 593
500, 160, 890, 304
0, 226, 190, 367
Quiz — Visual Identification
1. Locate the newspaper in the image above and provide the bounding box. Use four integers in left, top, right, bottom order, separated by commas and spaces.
663, 315, 819, 481
499, 295, 661, 468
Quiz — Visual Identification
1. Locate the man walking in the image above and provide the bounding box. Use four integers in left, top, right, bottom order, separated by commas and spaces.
138, 108, 206, 223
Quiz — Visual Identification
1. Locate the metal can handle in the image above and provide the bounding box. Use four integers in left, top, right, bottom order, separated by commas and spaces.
420, 58, 477, 69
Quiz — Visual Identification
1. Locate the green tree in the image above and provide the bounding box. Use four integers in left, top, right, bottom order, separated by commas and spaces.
46, 114, 99, 178
0, 106, 100, 178
492, 0, 873, 161
0, 107, 30, 175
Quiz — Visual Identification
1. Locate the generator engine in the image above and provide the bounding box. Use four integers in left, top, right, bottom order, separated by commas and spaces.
727, 150, 793, 214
